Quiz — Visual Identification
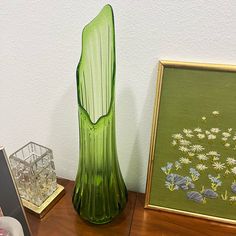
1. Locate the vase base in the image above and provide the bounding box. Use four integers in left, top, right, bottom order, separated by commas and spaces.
74, 195, 128, 225
82, 217, 112, 225
78, 212, 121, 225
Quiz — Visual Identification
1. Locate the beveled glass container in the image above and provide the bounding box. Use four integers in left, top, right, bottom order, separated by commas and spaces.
9, 142, 57, 207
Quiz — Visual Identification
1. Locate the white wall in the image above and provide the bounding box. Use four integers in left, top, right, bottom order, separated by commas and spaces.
1, 1, 236, 193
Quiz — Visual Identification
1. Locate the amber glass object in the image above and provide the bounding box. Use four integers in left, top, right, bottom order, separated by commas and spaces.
72, 5, 127, 224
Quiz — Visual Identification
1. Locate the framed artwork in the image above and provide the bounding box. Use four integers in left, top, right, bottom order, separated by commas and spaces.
145, 60, 236, 224
0, 147, 31, 235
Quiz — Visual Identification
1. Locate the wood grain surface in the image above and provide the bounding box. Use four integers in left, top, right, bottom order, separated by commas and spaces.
26, 179, 236, 236
26, 179, 137, 236
130, 193, 236, 236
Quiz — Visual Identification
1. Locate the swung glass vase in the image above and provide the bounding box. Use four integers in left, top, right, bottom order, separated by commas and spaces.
72, 5, 127, 224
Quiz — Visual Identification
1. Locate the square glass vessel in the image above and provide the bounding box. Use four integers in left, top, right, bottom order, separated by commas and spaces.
9, 142, 57, 207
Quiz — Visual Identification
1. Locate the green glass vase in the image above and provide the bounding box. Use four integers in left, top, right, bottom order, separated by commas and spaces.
72, 5, 127, 224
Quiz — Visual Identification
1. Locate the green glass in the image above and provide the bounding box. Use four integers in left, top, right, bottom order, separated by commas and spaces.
72, 5, 127, 224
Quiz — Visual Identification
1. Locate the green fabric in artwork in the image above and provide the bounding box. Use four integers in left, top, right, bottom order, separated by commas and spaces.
150, 67, 236, 220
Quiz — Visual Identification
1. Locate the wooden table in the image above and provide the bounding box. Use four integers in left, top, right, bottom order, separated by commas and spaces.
26, 179, 236, 236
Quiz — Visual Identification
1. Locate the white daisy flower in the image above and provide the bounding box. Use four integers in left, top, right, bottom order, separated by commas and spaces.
183, 129, 192, 135
232, 167, 236, 175
205, 130, 211, 135
211, 128, 220, 133
228, 128, 233, 132
212, 111, 219, 115
191, 145, 205, 152
196, 164, 208, 171
212, 162, 226, 170
194, 127, 202, 132
208, 134, 216, 140
179, 157, 192, 164
222, 132, 231, 138
188, 152, 195, 157
230, 196, 236, 201
172, 134, 183, 140
172, 140, 177, 146
222, 137, 228, 142
186, 133, 194, 138
197, 154, 208, 161
179, 146, 189, 152
207, 151, 220, 157
225, 169, 231, 175
225, 143, 230, 148
179, 139, 191, 146
197, 133, 205, 139
233, 136, 236, 141
202, 116, 206, 121
226, 157, 236, 166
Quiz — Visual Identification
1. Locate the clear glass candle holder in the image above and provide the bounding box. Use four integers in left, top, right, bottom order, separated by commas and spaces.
9, 142, 57, 207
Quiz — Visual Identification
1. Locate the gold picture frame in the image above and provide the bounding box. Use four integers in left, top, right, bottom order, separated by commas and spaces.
145, 60, 236, 224
0, 146, 32, 235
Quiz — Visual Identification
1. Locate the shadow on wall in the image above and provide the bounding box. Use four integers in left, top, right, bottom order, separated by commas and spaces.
117, 65, 157, 193
49, 83, 78, 181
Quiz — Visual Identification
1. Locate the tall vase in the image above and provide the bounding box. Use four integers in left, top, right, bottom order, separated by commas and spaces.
72, 5, 127, 224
